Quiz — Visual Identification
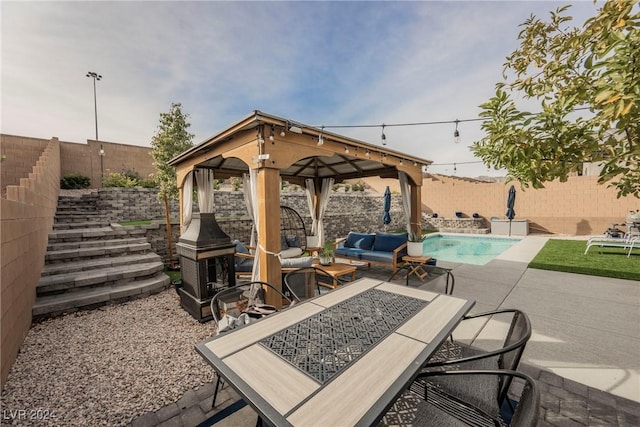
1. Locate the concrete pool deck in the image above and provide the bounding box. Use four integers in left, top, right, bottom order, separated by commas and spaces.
440, 234, 640, 403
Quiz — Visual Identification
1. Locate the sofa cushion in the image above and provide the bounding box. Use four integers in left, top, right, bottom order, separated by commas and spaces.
233, 239, 249, 254
372, 232, 408, 253
281, 235, 289, 250
361, 251, 395, 264
281, 257, 313, 268
285, 235, 301, 248
335, 246, 365, 259
345, 232, 375, 250
281, 247, 303, 259
231, 240, 253, 271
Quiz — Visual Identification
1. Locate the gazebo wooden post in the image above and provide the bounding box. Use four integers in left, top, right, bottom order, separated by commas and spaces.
256, 166, 283, 306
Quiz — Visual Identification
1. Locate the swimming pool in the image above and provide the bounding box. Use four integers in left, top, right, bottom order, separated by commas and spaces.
419, 234, 521, 265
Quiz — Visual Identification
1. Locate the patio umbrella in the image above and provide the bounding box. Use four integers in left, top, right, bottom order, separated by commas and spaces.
506, 185, 516, 236
383, 186, 392, 230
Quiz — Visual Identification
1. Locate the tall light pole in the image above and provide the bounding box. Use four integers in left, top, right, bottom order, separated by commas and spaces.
86, 71, 102, 140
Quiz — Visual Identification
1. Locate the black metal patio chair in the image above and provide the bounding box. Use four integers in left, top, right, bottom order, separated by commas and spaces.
422, 309, 532, 416
209, 281, 293, 409
380, 370, 540, 427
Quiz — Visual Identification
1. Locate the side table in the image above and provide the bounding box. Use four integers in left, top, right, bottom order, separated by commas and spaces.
390, 255, 455, 294
400, 255, 433, 282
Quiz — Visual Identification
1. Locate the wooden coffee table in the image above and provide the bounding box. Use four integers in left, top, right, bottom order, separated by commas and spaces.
312, 261, 357, 289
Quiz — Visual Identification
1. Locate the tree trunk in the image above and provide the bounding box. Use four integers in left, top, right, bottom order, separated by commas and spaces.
163, 192, 175, 268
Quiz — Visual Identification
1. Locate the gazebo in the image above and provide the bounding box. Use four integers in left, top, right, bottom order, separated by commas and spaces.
169, 110, 431, 302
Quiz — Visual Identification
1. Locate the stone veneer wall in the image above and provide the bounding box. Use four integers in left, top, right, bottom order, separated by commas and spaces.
95, 188, 408, 263
1, 138, 60, 389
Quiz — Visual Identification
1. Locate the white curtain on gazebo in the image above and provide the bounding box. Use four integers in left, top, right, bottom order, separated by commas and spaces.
305, 179, 317, 235
242, 173, 256, 248
181, 171, 194, 233
249, 168, 261, 282
399, 172, 412, 232
195, 169, 214, 214
305, 177, 334, 246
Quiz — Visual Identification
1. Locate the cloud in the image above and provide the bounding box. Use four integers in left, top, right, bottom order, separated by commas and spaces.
1, 1, 599, 177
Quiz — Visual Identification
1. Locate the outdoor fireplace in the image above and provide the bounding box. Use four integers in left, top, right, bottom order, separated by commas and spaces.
176, 212, 236, 322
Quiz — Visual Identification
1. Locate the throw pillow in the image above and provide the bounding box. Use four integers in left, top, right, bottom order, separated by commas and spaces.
372, 232, 408, 252
281, 257, 313, 268
345, 232, 375, 250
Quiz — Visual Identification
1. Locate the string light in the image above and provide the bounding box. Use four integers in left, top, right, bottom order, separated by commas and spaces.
344, 146, 350, 154
381, 124, 386, 145
454, 119, 461, 144
269, 125, 275, 142
317, 126, 325, 146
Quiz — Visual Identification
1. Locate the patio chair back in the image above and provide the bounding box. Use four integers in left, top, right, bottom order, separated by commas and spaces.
424, 308, 532, 407
210, 281, 292, 333
209, 281, 292, 409
384, 369, 540, 427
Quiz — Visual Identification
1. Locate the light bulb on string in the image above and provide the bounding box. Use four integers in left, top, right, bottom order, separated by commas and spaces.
317, 126, 325, 146
381, 124, 387, 145
269, 125, 275, 142
454, 119, 461, 144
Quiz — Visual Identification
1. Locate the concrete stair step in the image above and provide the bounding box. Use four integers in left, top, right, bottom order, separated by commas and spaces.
44, 243, 154, 266
37, 260, 165, 295
32, 272, 170, 318
48, 226, 146, 243
56, 204, 98, 210
47, 237, 148, 252
53, 221, 111, 230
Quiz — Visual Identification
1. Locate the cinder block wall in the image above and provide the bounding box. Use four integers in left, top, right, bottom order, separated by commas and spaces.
0, 135, 49, 190
366, 175, 638, 235
1, 138, 60, 389
2, 134, 156, 190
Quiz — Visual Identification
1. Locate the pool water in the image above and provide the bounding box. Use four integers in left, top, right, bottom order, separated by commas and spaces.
419, 234, 521, 265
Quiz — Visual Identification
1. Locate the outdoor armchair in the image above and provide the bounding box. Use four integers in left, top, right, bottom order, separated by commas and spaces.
380, 370, 540, 427
422, 308, 532, 412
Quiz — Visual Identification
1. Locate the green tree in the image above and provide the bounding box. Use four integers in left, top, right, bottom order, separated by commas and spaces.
150, 102, 195, 267
472, 1, 639, 198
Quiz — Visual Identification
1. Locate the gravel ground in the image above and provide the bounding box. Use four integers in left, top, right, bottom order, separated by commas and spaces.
1, 290, 217, 426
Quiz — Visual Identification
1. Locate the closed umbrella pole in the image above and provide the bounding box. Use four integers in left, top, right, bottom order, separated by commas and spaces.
383, 186, 392, 231
506, 185, 516, 236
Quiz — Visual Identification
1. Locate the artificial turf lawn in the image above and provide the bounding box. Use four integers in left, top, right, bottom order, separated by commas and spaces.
529, 239, 639, 281
117, 219, 152, 226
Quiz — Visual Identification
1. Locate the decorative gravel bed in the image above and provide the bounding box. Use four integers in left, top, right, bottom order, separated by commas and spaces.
1, 290, 216, 426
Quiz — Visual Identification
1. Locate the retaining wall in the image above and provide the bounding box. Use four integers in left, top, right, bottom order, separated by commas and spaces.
1, 138, 60, 389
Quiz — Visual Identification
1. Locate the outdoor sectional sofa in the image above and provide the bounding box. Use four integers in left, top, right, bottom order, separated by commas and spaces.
335, 231, 408, 274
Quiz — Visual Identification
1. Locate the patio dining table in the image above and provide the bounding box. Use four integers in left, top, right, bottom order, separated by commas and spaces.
195, 277, 475, 427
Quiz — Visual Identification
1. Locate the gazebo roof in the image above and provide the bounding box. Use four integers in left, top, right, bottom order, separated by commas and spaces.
169, 110, 432, 185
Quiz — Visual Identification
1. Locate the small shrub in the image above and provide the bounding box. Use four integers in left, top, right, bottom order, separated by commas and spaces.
138, 177, 158, 188
61, 173, 91, 189
122, 168, 141, 181
103, 172, 137, 188
351, 181, 366, 192
231, 177, 242, 191
213, 179, 224, 190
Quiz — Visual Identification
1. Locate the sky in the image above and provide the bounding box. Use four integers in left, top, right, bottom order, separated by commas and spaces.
1, 1, 599, 178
